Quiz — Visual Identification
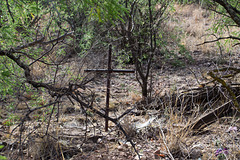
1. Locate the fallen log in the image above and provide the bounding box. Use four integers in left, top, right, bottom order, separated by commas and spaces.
184, 95, 240, 131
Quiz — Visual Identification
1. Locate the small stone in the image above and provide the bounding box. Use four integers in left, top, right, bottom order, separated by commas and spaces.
134, 154, 147, 160
118, 146, 124, 151
123, 143, 129, 148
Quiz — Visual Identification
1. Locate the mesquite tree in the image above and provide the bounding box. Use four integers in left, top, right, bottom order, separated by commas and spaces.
198, 0, 240, 111
113, 0, 172, 98
0, 1, 141, 159
199, 0, 240, 47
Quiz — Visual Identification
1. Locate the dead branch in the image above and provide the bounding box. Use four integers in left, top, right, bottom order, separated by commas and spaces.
196, 36, 240, 46
10, 101, 60, 137
14, 37, 45, 51
70, 91, 141, 159
208, 71, 240, 112
5, 0, 15, 23
13, 31, 74, 51
213, 0, 240, 26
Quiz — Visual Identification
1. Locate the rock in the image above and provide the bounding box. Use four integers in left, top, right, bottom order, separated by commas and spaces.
189, 144, 203, 159
118, 145, 124, 151
63, 120, 79, 128
134, 154, 147, 160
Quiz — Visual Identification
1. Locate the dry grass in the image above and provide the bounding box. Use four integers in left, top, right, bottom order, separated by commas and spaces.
27, 136, 64, 160
161, 92, 240, 159
167, 3, 240, 59
128, 83, 240, 159
161, 109, 193, 158
166, 4, 219, 54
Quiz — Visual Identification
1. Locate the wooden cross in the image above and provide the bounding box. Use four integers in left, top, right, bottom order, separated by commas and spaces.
85, 44, 135, 131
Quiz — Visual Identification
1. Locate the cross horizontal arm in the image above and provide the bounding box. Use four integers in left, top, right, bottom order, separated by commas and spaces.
84, 69, 135, 73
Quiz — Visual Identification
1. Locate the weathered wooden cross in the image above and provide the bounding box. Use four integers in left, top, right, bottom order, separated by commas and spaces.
85, 45, 135, 131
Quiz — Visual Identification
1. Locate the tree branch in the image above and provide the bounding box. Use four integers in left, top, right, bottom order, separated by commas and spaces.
5, 0, 15, 23
213, 0, 240, 26
2, 49, 70, 96
196, 35, 240, 46
70, 92, 140, 159
14, 31, 75, 50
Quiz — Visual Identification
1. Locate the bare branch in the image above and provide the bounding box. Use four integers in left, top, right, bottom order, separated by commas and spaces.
233, 42, 240, 47
70, 92, 140, 159
3, 50, 70, 96
14, 37, 45, 50
5, 0, 15, 23
10, 101, 60, 137
208, 8, 231, 18
29, 43, 56, 66
196, 35, 240, 46
213, 0, 240, 26
42, 31, 75, 45
14, 31, 75, 50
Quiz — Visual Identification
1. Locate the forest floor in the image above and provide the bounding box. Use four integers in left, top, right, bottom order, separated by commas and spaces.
1, 3, 240, 160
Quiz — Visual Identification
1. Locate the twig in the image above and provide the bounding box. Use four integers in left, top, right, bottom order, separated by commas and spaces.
1, 34, 73, 57
5, 0, 15, 23
187, 68, 201, 85
10, 101, 60, 136
29, 43, 56, 66
208, 8, 231, 18
70, 92, 141, 159
14, 31, 75, 50
196, 36, 240, 46
159, 125, 174, 160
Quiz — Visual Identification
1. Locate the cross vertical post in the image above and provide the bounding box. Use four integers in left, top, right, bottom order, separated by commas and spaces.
105, 44, 112, 131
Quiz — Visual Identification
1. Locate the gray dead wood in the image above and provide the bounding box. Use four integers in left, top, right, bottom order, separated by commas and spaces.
187, 95, 240, 131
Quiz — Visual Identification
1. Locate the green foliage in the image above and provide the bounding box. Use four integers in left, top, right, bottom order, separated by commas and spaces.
77, 27, 94, 53
155, 18, 193, 67
0, 145, 4, 150
161, 43, 193, 67
175, 0, 206, 5
0, 0, 41, 49
3, 113, 20, 126
0, 155, 7, 160
178, 44, 192, 61
205, 0, 240, 53
86, 109, 94, 117
6, 102, 15, 111
0, 58, 23, 99
115, 50, 132, 66
85, 0, 127, 22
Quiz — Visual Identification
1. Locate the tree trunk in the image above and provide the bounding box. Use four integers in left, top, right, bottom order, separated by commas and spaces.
142, 79, 148, 98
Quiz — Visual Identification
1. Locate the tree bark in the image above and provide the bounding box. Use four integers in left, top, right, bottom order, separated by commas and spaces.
213, 0, 240, 26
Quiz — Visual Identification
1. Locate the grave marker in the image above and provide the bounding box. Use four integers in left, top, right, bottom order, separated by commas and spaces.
85, 45, 135, 131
